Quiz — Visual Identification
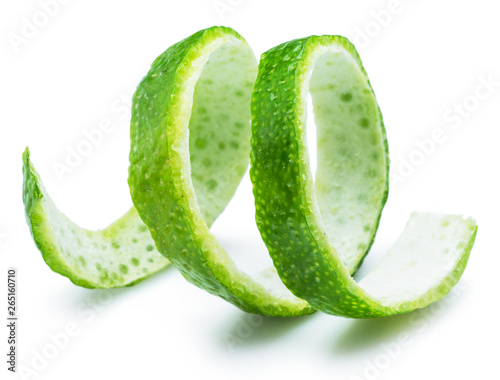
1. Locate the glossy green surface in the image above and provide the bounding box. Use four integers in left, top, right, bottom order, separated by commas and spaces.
23, 28, 477, 318
250, 35, 477, 318
128, 26, 312, 316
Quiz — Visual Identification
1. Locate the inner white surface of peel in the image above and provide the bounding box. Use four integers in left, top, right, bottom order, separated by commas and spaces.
359, 212, 473, 306
303, 43, 387, 274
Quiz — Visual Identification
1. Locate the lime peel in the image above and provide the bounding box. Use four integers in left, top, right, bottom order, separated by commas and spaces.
128, 26, 313, 317
22, 148, 169, 288
22, 27, 477, 319
250, 35, 477, 318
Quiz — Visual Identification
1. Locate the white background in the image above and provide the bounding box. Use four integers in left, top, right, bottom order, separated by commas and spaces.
1, 0, 499, 379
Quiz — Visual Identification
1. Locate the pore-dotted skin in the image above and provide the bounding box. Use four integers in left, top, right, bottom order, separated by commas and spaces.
23, 27, 477, 318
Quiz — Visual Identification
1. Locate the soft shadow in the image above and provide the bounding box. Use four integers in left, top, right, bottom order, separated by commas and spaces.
51, 265, 174, 313
331, 312, 416, 354
218, 310, 317, 349
330, 286, 467, 354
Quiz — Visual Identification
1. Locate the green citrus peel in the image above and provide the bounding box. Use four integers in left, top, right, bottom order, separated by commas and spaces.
128, 27, 312, 316
22, 27, 477, 318
250, 35, 477, 317
22, 148, 169, 288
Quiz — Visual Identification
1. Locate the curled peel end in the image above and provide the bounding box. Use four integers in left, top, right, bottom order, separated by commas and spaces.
22, 149, 169, 289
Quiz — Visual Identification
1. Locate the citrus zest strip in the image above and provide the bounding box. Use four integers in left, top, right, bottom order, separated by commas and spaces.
250, 35, 477, 318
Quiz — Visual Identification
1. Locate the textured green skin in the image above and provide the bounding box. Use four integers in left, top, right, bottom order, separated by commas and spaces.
22, 148, 169, 288
128, 26, 313, 316
250, 35, 477, 318
22, 27, 477, 318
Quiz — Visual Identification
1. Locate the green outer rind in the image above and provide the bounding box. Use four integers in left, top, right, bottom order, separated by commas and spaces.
22, 148, 169, 288
22, 27, 477, 319
250, 35, 387, 315
250, 35, 477, 318
128, 26, 313, 317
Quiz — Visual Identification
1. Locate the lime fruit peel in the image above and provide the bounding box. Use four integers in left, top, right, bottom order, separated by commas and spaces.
128, 26, 313, 316
21, 27, 262, 291
250, 35, 478, 318
22, 148, 169, 288
22, 27, 477, 319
